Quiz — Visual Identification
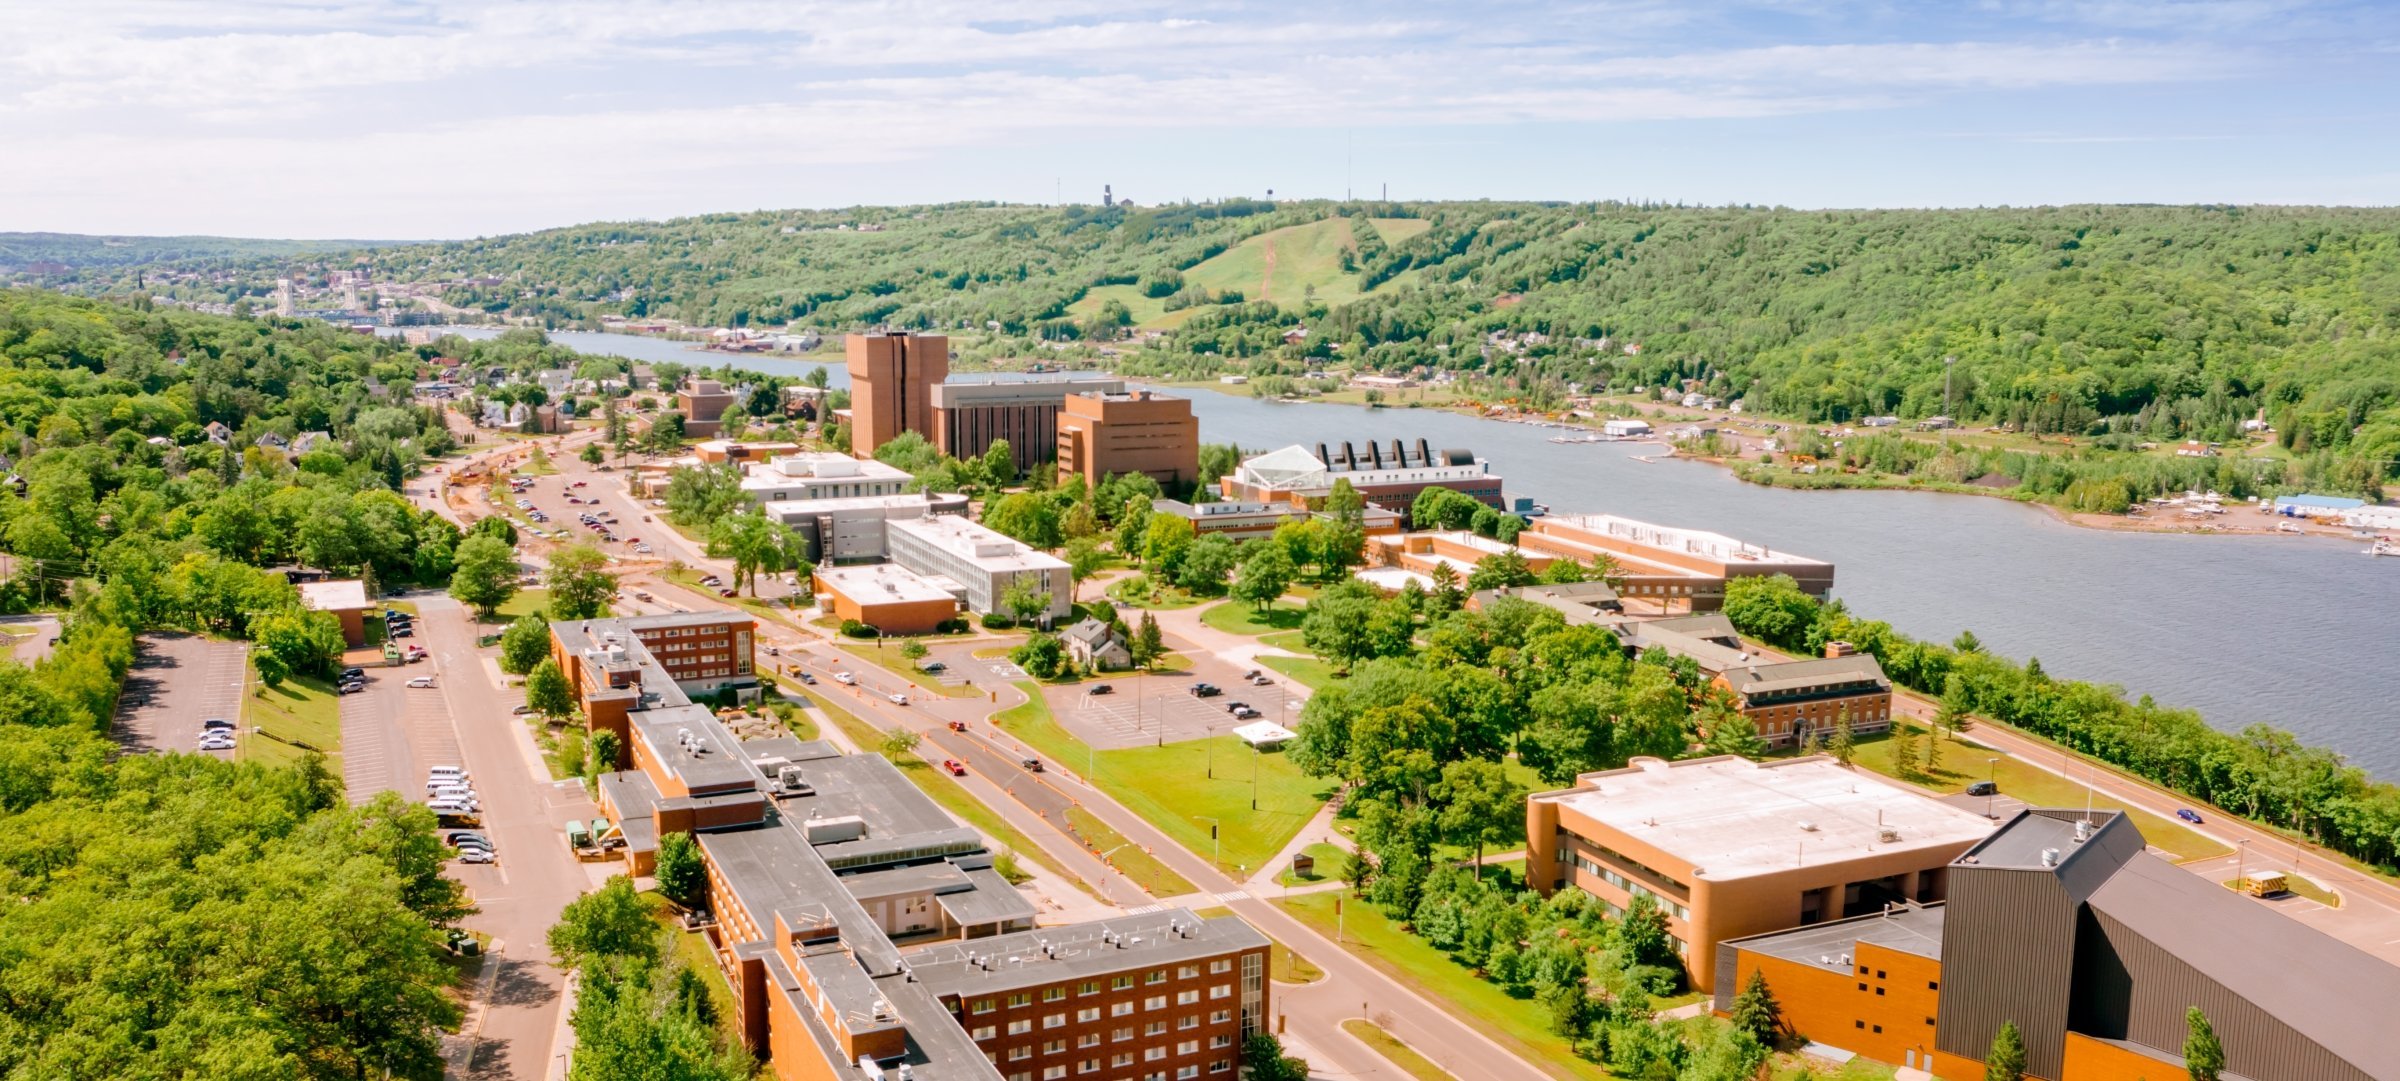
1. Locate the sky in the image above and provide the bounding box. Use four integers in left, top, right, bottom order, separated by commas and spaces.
4, 0, 2398, 238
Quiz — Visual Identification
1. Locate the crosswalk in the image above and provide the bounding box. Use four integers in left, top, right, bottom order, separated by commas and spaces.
1213, 890, 1250, 903
1121, 904, 1166, 916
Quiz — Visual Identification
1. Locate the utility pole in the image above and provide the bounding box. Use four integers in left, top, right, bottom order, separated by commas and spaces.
1943, 355, 1957, 418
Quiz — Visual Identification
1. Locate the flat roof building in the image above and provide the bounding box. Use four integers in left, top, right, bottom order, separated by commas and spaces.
1055, 389, 1199, 490
760, 491, 970, 564
296, 578, 374, 646
886, 515, 1071, 622
1718, 809, 2400, 1081
847, 331, 947, 457
1149, 497, 1305, 541
550, 610, 762, 779
679, 378, 739, 438
929, 374, 1123, 474
1518, 513, 1834, 612
740, 452, 914, 503
813, 563, 963, 636
1221, 440, 1503, 512
1527, 755, 1994, 991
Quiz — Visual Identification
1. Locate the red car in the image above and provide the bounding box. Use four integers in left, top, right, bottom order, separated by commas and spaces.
942, 759, 967, 776
718, 588, 737, 597
946, 720, 967, 732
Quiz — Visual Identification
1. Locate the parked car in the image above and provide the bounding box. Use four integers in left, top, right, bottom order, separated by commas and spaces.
456, 847, 496, 864
198, 736, 236, 752
512, 704, 537, 715
922, 661, 946, 673
1965, 780, 1999, 797
1243, 669, 1261, 680
1223, 701, 1249, 714
203, 717, 236, 732
1089, 684, 1112, 695
406, 676, 436, 688
443, 830, 489, 847
2176, 808, 2205, 824
943, 759, 967, 776
389, 626, 414, 638
834, 672, 856, 685
633, 544, 653, 554
340, 667, 366, 681
1231, 706, 1260, 719
337, 680, 368, 695
1189, 683, 1221, 698
719, 588, 737, 597
700, 575, 721, 586
1250, 674, 1274, 686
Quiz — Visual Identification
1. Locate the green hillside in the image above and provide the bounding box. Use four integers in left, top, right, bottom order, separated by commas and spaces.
33, 200, 2400, 493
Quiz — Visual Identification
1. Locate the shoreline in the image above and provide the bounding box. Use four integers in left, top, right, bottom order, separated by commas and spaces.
1158, 377, 2390, 543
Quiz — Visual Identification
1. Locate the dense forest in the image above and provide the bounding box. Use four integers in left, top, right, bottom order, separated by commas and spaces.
0, 232, 365, 272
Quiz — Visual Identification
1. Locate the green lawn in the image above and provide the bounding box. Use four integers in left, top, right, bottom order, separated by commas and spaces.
1183, 218, 1372, 308
495, 588, 552, 621
1067, 806, 1198, 898
1769, 1054, 1897, 1080
247, 673, 343, 771
1258, 653, 1340, 691
1278, 891, 1610, 1081
856, 647, 978, 698
1199, 599, 1305, 637
1369, 217, 1432, 246
1839, 725, 2231, 862
1342, 1019, 1455, 1081
994, 682, 1331, 876
1105, 578, 1208, 610
520, 447, 559, 476
1277, 841, 1352, 886
1258, 630, 1309, 652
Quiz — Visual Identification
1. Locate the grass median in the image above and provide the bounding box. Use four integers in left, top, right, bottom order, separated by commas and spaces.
995, 682, 1331, 877
1342, 1019, 1455, 1081
1276, 891, 1609, 1081
1258, 653, 1339, 691
1199, 599, 1305, 637
247, 673, 343, 771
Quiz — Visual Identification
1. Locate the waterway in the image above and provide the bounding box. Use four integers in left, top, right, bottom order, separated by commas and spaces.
406, 327, 2400, 778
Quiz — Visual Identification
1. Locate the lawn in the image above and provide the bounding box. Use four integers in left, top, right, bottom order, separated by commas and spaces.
1258, 630, 1309, 652
661, 567, 805, 630
1105, 578, 1208, 610
653, 905, 743, 1046
1839, 725, 2231, 862
1369, 217, 1433, 245
1258, 653, 1340, 691
1183, 218, 1370, 309
495, 588, 553, 621
1277, 891, 1610, 1081
247, 673, 343, 770
1066, 806, 1198, 898
995, 682, 1332, 877
855, 647, 978, 698
520, 447, 559, 476
1278, 842, 1352, 886
1199, 599, 1305, 637
1342, 1019, 1455, 1081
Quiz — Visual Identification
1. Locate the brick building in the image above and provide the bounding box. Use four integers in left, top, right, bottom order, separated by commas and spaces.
1526, 755, 1993, 992
679, 378, 739, 438
1714, 653, 1894, 745
1516, 514, 1834, 612
930, 375, 1124, 474
1055, 390, 1199, 489
847, 331, 948, 456
1220, 440, 1503, 512
549, 611, 761, 773
813, 562, 964, 635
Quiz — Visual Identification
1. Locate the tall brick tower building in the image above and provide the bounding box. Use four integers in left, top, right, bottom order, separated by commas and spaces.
845, 330, 948, 457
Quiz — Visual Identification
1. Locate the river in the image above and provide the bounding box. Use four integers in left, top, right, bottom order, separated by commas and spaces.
404, 327, 2400, 778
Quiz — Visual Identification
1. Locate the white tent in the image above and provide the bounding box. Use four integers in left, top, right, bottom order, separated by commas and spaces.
1232, 720, 1298, 748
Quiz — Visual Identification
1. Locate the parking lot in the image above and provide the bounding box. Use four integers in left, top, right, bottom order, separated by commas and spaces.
114, 632, 249, 756
1045, 663, 1302, 750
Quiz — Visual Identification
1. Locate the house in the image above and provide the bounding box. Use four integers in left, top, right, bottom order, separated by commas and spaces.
291, 431, 334, 455
1060, 618, 1131, 670
2175, 440, 2218, 458
204, 421, 233, 444
255, 432, 290, 451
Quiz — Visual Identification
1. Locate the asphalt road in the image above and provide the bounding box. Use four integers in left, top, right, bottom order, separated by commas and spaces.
113, 632, 247, 758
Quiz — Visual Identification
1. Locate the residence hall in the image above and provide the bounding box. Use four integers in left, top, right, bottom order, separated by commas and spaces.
1715, 809, 2400, 1081
1055, 389, 1200, 489
929, 374, 1125, 474
549, 611, 760, 774
1526, 755, 1994, 992
1515, 513, 1835, 612
1220, 439, 1504, 512
846, 330, 948, 457
561, 638, 1274, 1081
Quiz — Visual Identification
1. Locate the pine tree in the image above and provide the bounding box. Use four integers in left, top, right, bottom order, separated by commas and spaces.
2184, 1007, 2224, 1081
1924, 722, 1945, 775
1829, 711, 1856, 768
1728, 968, 1783, 1044
1986, 1021, 2027, 1081
1797, 726, 1822, 758
1892, 723, 1919, 779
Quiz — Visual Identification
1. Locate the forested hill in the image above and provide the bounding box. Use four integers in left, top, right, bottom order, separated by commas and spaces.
48, 200, 2400, 487
0, 231, 380, 271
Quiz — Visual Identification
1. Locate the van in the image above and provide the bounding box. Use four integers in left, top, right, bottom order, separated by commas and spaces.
1965, 781, 1998, 797
432, 785, 477, 802
428, 766, 468, 782
428, 799, 478, 819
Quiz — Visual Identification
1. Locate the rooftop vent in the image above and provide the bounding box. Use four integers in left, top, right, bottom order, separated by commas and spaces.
2040, 847, 2061, 868
2073, 820, 2092, 843
1797, 820, 1819, 832
1877, 828, 1901, 844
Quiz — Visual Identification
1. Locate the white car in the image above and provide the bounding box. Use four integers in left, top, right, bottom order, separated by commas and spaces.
456, 847, 496, 864
406, 676, 436, 688
833, 672, 856, 685
633, 543, 652, 554
198, 737, 236, 752
887, 692, 908, 705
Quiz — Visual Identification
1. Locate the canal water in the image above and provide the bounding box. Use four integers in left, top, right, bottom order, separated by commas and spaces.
408, 327, 2400, 778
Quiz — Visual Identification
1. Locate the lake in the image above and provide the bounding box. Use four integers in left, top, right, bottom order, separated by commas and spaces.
408, 327, 2400, 778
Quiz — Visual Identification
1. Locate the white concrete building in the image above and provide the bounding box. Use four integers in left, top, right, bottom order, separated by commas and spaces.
739, 452, 913, 503
885, 515, 1071, 621
759, 491, 970, 564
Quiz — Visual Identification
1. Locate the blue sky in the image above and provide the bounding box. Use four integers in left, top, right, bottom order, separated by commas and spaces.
4, 0, 2397, 238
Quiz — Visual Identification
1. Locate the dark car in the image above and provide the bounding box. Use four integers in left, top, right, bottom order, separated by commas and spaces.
798, 672, 816, 685
1965, 780, 1999, 797
444, 830, 490, 847
389, 626, 414, 638
1089, 684, 1113, 695
340, 667, 366, 681
1189, 683, 1221, 698
2176, 808, 2204, 824
1019, 757, 1044, 773
922, 661, 947, 673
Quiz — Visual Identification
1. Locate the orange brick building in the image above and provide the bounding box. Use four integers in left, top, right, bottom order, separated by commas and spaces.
846, 331, 947, 456
812, 562, 962, 635
1516, 513, 1834, 612
1713, 653, 1894, 745
1718, 809, 2400, 1079
1055, 389, 1199, 488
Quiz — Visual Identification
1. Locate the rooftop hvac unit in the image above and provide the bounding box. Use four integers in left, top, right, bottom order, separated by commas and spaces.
1797, 820, 1819, 832
857, 1055, 886, 1081
2040, 848, 2061, 868
1877, 828, 1901, 844
2073, 820, 2093, 843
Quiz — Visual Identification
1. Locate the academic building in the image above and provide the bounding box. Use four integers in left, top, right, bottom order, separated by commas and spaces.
1526, 755, 1995, 992
929, 375, 1124, 474
1220, 440, 1504, 512
1055, 390, 1199, 489
847, 331, 949, 455
1717, 809, 2400, 1080
1515, 514, 1835, 612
